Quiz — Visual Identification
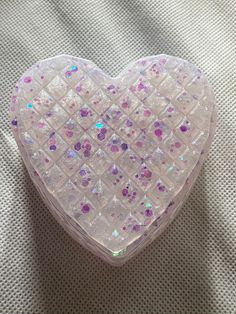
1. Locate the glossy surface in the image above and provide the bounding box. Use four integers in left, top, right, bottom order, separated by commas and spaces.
10, 55, 216, 265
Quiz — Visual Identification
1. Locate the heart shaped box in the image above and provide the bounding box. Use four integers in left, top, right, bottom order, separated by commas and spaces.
10, 55, 216, 266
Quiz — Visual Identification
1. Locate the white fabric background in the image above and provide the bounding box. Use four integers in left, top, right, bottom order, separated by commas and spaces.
1, 1, 236, 313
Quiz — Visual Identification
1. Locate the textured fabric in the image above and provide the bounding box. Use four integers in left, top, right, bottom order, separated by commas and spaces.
0, 1, 235, 313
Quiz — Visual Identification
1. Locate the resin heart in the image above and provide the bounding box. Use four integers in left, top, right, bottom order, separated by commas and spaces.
10, 55, 216, 265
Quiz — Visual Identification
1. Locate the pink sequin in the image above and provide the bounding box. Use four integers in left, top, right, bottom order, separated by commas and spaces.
24, 76, 32, 84
155, 129, 162, 137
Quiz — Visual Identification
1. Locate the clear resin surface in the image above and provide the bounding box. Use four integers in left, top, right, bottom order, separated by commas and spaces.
10, 55, 216, 265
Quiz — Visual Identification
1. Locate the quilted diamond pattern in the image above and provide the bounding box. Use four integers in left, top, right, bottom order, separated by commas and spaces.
10, 54, 216, 265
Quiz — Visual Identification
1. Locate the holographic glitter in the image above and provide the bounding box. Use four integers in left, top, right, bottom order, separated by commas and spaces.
70, 65, 78, 72
10, 54, 216, 266
26, 103, 33, 109
95, 121, 104, 129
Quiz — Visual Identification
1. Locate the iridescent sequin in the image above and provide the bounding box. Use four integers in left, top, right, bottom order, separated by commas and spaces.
10, 54, 216, 265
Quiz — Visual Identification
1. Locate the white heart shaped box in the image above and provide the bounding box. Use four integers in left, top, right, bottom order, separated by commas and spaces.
10, 55, 216, 266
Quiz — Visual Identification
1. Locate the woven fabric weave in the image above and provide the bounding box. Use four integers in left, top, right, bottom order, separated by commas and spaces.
1, 1, 235, 313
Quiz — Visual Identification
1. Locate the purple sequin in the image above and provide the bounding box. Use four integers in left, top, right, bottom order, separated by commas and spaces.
74, 142, 81, 151
49, 145, 56, 151
180, 125, 188, 132
121, 143, 128, 151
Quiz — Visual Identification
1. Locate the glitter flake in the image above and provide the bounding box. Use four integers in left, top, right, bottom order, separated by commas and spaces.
10, 54, 216, 265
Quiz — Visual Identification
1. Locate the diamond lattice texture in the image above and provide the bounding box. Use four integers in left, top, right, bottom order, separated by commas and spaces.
10, 55, 215, 263
1, 1, 236, 312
